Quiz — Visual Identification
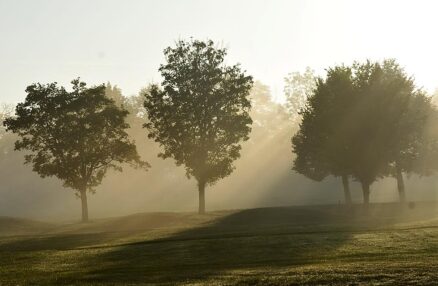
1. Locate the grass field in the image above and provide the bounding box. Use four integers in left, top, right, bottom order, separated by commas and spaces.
1, 202, 438, 285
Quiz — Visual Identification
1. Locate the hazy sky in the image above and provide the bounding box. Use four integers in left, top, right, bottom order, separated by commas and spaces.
1, 0, 438, 103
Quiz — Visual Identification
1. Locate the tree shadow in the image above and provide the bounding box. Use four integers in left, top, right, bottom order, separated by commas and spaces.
0, 212, 201, 251
3, 202, 437, 285
0, 232, 136, 251
69, 203, 437, 285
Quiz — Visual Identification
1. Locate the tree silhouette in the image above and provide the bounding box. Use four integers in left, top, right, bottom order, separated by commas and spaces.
292, 60, 432, 205
348, 61, 392, 204
143, 39, 253, 214
3, 79, 149, 222
372, 60, 431, 202
292, 65, 355, 205
413, 106, 438, 180
349, 60, 432, 204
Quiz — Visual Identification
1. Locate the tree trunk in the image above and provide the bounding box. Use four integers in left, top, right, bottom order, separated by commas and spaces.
341, 175, 352, 205
80, 189, 89, 222
395, 163, 406, 203
198, 180, 206, 214
361, 181, 370, 206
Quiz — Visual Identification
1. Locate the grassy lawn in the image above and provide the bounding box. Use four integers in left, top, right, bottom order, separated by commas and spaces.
1, 203, 438, 285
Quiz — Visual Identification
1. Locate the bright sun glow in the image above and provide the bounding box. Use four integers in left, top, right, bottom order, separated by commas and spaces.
1, 0, 438, 104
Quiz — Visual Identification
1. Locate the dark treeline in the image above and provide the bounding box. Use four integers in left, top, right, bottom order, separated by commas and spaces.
2, 39, 438, 221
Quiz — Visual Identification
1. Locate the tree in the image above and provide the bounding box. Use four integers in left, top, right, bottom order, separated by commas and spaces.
292, 60, 430, 206
292, 65, 355, 205
373, 61, 431, 202
349, 60, 432, 204
0, 104, 15, 161
105, 82, 125, 107
105, 83, 147, 134
412, 106, 438, 180
342, 61, 386, 204
143, 39, 253, 214
284, 67, 317, 124
0, 104, 13, 136
329, 60, 406, 205
250, 81, 289, 139
3, 79, 149, 222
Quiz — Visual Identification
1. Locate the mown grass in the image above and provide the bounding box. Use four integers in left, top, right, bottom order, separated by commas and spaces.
1, 203, 438, 285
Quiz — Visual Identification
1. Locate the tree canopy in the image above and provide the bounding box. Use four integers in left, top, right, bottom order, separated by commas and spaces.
292, 65, 355, 203
292, 60, 435, 205
143, 39, 253, 213
4, 79, 149, 221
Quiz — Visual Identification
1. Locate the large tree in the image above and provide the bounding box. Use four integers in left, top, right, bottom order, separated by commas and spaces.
292, 65, 355, 205
293, 60, 432, 206
350, 60, 432, 204
347, 61, 390, 204
4, 79, 149, 222
143, 39, 253, 214
413, 106, 438, 180
372, 60, 431, 202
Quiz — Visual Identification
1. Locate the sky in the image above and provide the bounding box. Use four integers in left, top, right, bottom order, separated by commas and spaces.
1, 0, 438, 103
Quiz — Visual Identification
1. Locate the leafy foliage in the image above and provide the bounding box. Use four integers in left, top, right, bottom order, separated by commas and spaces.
4, 79, 149, 194
292, 65, 354, 182
284, 67, 317, 123
249, 81, 289, 139
292, 59, 436, 202
144, 39, 253, 186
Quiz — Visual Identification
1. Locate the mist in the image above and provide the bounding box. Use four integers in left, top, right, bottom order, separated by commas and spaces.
2, 80, 438, 222
4, 1, 438, 285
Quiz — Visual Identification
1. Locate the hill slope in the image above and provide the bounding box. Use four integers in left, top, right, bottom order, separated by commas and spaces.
0, 216, 54, 236
1, 202, 438, 285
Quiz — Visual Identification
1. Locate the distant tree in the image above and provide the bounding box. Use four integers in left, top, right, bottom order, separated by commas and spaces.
250, 81, 289, 139
0, 104, 15, 159
292, 65, 355, 205
143, 39, 253, 214
0, 104, 13, 139
4, 79, 149, 222
104, 83, 146, 134
284, 67, 316, 124
105, 82, 125, 107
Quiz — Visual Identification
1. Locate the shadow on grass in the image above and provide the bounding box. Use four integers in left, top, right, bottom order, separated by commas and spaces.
0, 232, 136, 251
2, 202, 437, 285
73, 203, 430, 285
